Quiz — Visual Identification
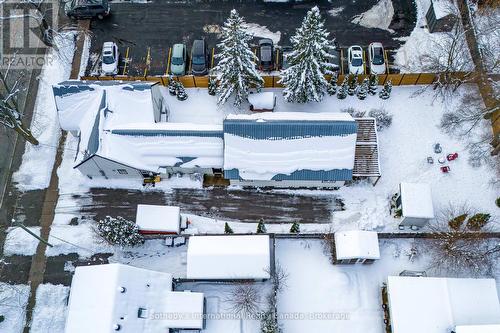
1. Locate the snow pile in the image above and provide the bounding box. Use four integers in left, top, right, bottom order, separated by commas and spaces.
13, 32, 76, 190
30, 284, 70, 333
351, 0, 395, 32
245, 23, 281, 44
0, 283, 29, 333
3, 226, 40, 256
328, 7, 345, 17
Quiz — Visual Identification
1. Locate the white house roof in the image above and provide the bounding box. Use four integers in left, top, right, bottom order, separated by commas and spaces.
187, 235, 271, 280
135, 204, 181, 233
400, 182, 435, 219
65, 264, 205, 333
455, 325, 500, 333
387, 276, 500, 333
334, 230, 380, 260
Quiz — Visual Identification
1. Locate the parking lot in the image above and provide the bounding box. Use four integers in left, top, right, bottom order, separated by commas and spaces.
84, 0, 416, 76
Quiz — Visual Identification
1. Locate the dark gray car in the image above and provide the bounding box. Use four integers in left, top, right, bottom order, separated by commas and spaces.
65, 0, 110, 20
191, 39, 209, 76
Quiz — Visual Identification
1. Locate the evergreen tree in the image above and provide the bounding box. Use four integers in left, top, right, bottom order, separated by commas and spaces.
176, 82, 188, 101
336, 76, 347, 100
279, 6, 337, 103
327, 73, 338, 96
357, 77, 368, 100
347, 74, 358, 96
290, 222, 300, 233
208, 76, 217, 95
257, 219, 267, 233
224, 222, 234, 234
379, 80, 392, 99
168, 79, 178, 96
96, 216, 144, 247
214, 9, 263, 106
368, 74, 378, 95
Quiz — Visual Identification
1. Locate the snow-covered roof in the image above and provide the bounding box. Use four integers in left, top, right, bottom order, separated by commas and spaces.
334, 230, 380, 260
187, 235, 271, 280
223, 112, 357, 181
135, 204, 181, 234
431, 0, 456, 20
248, 92, 275, 110
455, 325, 500, 333
387, 276, 500, 333
65, 263, 205, 333
400, 182, 435, 219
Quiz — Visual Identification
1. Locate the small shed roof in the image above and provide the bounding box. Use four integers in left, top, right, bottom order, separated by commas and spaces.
431, 0, 456, 19
136, 204, 181, 234
187, 235, 271, 280
387, 276, 500, 333
248, 92, 275, 110
400, 182, 435, 219
334, 230, 380, 260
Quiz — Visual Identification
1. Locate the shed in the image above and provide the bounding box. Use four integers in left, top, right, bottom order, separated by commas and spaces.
386, 276, 500, 333
135, 204, 182, 234
425, 0, 457, 33
248, 92, 276, 112
65, 263, 205, 333
395, 182, 434, 228
333, 230, 380, 264
186, 235, 271, 281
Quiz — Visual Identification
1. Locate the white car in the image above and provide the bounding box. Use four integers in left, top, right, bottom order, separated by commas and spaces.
347, 45, 364, 75
101, 42, 119, 75
368, 42, 386, 75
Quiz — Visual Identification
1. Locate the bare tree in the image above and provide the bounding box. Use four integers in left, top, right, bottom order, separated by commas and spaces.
226, 283, 261, 318
426, 203, 499, 277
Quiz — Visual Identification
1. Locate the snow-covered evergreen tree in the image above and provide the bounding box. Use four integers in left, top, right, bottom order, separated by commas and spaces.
347, 74, 358, 96
279, 6, 337, 103
257, 219, 267, 233
208, 76, 217, 95
176, 82, 188, 101
290, 222, 300, 233
368, 74, 378, 95
337, 76, 348, 100
214, 9, 263, 106
168, 79, 178, 96
96, 216, 144, 247
379, 80, 392, 99
225, 222, 234, 234
357, 78, 368, 100
327, 73, 338, 96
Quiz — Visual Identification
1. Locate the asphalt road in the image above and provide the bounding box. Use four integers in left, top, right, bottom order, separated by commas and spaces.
86, 0, 416, 75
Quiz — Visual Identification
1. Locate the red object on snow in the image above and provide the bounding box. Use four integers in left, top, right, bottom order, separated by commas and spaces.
441, 166, 451, 173
447, 153, 458, 161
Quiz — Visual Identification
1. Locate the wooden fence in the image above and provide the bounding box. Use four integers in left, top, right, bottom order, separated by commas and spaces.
80, 72, 472, 88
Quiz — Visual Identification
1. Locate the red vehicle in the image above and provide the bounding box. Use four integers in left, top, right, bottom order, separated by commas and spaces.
441, 166, 451, 173
447, 153, 458, 161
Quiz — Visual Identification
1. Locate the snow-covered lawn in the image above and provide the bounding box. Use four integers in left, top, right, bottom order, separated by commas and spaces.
3, 226, 40, 256
12, 32, 76, 191
0, 283, 29, 333
30, 284, 70, 333
277, 239, 424, 333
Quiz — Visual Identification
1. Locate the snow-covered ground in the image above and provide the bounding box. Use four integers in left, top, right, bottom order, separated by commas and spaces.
468, 2, 499, 74
30, 284, 70, 333
0, 283, 29, 333
351, 0, 395, 32
12, 32, 76, 191
394, 0, 473, 72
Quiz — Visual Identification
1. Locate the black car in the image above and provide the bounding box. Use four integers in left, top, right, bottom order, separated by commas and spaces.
258, 38, 274, 72
65, 0, 110, 20
191, 39, 209, 76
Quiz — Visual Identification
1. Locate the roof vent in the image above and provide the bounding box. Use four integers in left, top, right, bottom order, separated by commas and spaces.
113, 324, 121, 331
119, 287, 126, 293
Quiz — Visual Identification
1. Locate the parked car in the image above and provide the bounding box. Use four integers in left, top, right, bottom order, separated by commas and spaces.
368, 42, 386, 74
258, 39, 274, 72
65, 0, 110, 20
101, 42, 119, 75
191, 39, 209, 76
171, 44, 186, 76
280, 46, 292, 70
347, 45, 364, 75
